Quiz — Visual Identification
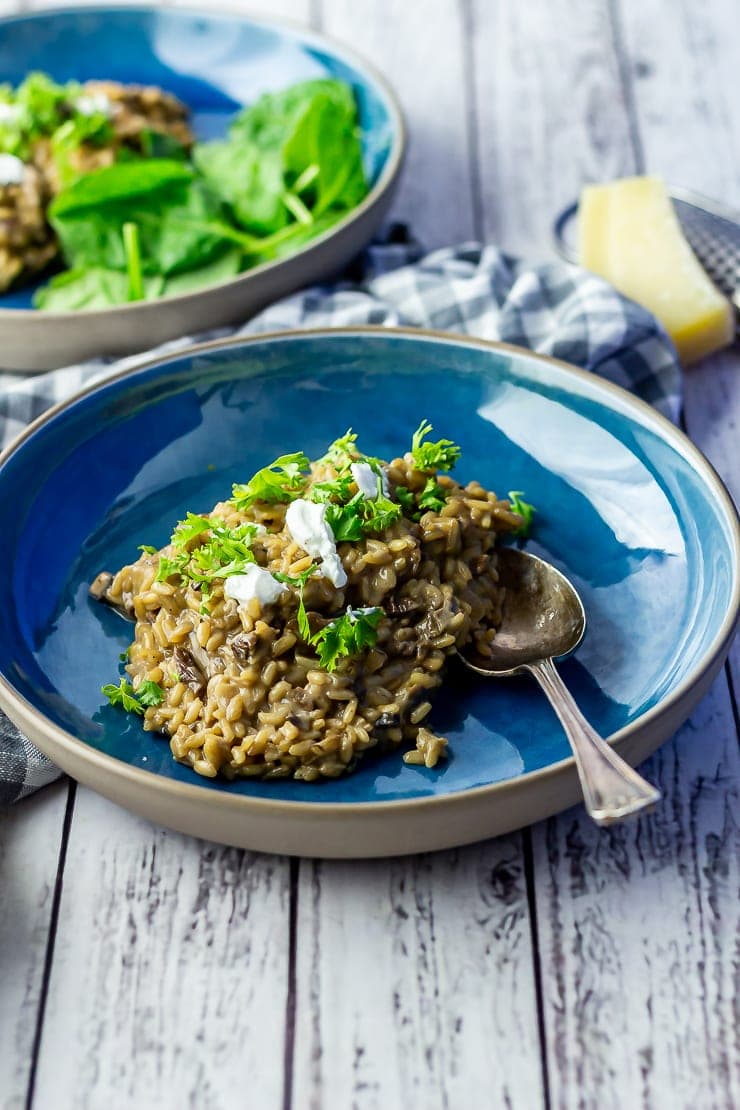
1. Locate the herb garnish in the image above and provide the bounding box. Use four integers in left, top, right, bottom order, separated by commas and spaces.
155, 514, 261, 587
273, 566, 319, 641
410, 420, 462, 473
507, 491, 537, 537
231, 452, 309, 510
101, 677, 164, 714
310, 607, 383, 672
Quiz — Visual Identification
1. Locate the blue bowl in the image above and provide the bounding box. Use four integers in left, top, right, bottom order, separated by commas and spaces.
0, 8, 405, 369
0, 329, 737, 855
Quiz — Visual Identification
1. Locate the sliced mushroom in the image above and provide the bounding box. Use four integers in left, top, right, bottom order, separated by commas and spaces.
173, 646, 206, 697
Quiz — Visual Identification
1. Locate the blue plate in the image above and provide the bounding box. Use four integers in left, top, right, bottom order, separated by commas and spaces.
0, 8, 404, 370
0, 330, 737, 855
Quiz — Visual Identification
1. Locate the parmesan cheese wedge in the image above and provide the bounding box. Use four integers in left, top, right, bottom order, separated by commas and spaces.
578, 176, 735, 365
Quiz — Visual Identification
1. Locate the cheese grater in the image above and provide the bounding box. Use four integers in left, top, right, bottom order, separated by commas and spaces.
553, 187, 740, 335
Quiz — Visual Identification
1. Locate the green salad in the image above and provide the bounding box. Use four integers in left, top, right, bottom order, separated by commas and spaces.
0, 72, 369, 309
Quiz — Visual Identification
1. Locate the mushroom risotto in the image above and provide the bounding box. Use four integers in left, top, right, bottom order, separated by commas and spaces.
94, 423, 533, 782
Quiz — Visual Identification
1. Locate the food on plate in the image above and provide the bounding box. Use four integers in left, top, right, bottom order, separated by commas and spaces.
0, 72, 368, 306
94, 423, 533, 782
578, 175, 734, 365
0, 71, 194, 291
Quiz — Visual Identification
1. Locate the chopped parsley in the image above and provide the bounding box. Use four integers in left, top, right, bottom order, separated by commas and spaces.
394, 478, 448, 521
410, 419, 462, 473
231, 452, 309, 510
138, 544, 158, 555
310, 606, 383, 672
273, 565, 318, 641
136, 680, 166, 707
101, 677, 164, 715
507, 490, 536, 537
155, 515, 261, 587
318, 429, 359, 467
171, 512, 213, 546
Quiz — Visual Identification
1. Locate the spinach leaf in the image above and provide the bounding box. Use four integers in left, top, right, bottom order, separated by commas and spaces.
193, 139, 287, 236
48, 160, 238, 276
34, 267, 164, 311
161, 247, 243, 296
193, 78, 367, 237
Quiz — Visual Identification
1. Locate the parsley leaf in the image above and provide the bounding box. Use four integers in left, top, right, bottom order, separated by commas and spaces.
273, 565, 318, 641
325, 495, 366, 541
508, 490, 537, 537
102, 677, 164, 713
395, 486, 416, 513
311, 607, 383, 672
101, 678, 144, 715
318, 429, 359, 467
156, 551, 190, 583
157, 518, 261, 586
136, 680, 165, 707
360, 495, 402, 533
311, 471, 355, 503
187, 521, 258, 583
231, 452, 309, 510
410, 419, 462, 473
418, 477, 448, 515
171, 512, 213, 547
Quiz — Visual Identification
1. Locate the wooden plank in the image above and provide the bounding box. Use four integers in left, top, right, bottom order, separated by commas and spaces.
31, 786, 292, 1110
470, 0, 636, 253
534, 672, 740, 1110
618, 0, 740, 690
0, 781, 68, 1110
319, 0, 477, 247
291, 839, 544, 1110
512, 0, 740, 1105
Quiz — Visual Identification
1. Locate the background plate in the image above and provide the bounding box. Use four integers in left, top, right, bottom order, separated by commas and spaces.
0, 328, 737, 855
0, 6, 404, 369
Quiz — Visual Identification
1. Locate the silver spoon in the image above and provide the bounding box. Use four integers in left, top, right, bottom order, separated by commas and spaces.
459, 547, 661, 825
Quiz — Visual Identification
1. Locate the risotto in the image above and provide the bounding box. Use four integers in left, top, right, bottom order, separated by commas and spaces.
94, 423, 531, 782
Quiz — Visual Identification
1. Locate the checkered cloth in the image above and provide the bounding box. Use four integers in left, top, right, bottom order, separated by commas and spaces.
0, 235, 681, 802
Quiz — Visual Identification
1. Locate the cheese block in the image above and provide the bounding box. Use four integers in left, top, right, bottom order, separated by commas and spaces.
578, 176, 734, 365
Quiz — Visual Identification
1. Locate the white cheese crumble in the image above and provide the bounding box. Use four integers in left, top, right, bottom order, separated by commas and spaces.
224, 565, 287, 607
0, 152, 25, 186
75, 93, 114, 117
0, 103, 24, 126
350, 461, 390, 499
285, 498, 348, 588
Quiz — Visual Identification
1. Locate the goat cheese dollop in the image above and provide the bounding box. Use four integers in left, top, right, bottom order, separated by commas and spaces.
224, 565, 287, 607
285, 499, 347, 588
0, 153, 25, 186
350, 461, 390, 499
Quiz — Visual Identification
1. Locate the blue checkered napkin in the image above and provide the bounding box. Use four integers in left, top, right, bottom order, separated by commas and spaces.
0, 237, 681, 802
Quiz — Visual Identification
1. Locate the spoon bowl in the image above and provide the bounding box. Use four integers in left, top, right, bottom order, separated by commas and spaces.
459, 547, 661, 826
465, 547, 585, 675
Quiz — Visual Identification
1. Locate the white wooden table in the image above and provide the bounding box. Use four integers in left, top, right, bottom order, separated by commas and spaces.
2, 2, 739, 1107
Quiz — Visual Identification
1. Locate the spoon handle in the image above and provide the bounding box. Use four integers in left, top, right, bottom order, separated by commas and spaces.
527, 657, 661, 825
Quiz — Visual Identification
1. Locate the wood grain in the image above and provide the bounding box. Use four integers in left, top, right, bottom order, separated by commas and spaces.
320, 0, 477, 248
0, 781, 68, 1110
291, 840, 544, 1110
469, 0, 636, 254
30, 787, 292, 1110
534, 674, 740, 1110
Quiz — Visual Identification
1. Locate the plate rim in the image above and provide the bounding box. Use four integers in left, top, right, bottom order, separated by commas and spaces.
1, 325, 738, 821
0, 2, 407, 321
